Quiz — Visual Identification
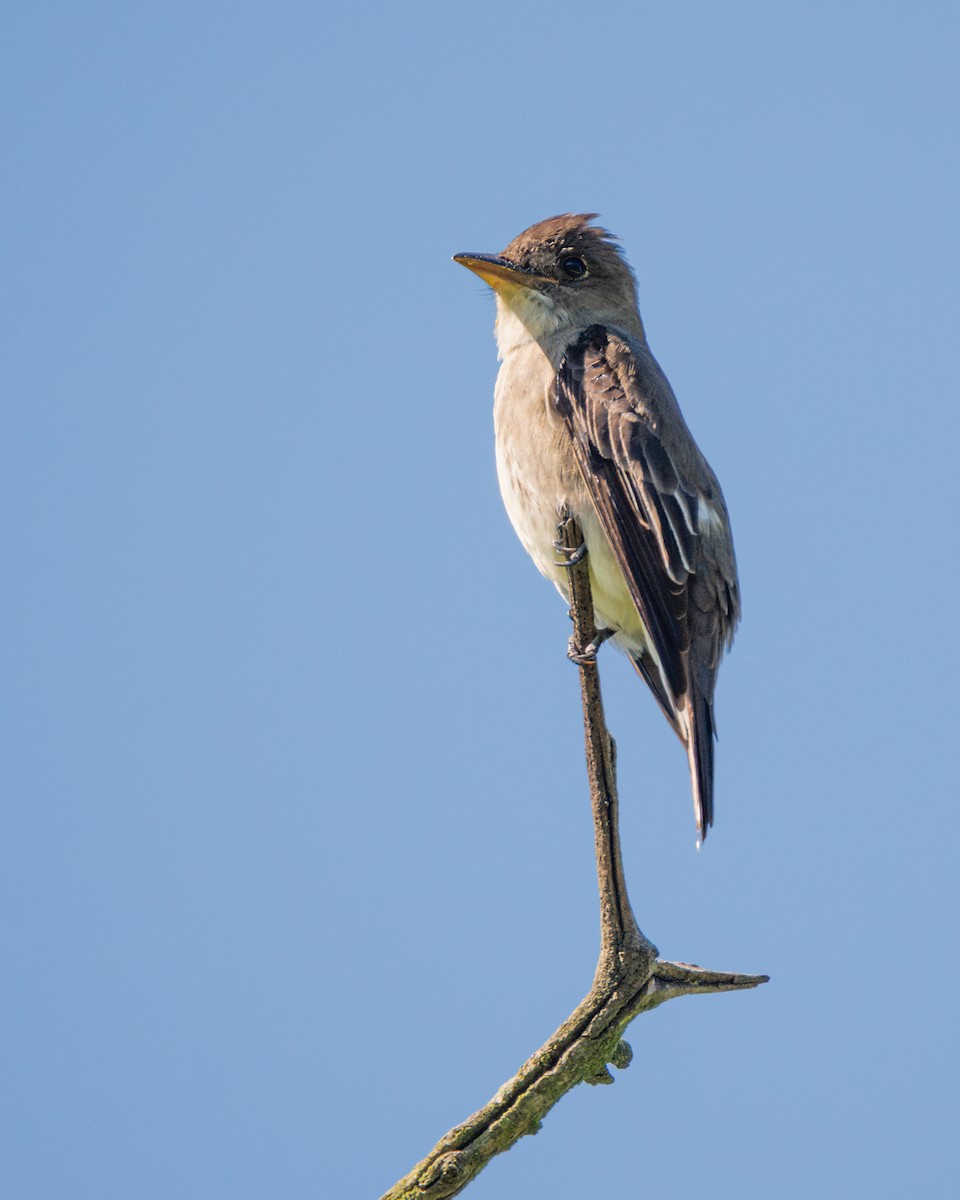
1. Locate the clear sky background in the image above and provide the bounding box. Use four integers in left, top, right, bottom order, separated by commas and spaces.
3, 3, 959, 1197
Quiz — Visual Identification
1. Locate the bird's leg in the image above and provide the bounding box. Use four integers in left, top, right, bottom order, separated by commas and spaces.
556, 535, 614, 664
567, 625, 615, 666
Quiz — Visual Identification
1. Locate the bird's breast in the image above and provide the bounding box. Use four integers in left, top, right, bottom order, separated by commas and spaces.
492, 345, 649, 653
493, 345, 578, 575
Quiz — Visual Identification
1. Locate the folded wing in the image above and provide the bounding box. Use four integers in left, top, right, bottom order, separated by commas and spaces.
553, 325, 739, 836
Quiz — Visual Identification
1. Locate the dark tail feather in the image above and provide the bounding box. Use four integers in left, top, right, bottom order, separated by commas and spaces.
686, 690, 716, 840
630, 651, 717, 840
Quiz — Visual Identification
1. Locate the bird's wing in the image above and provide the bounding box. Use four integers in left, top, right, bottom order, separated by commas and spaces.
552, 325, 739, 834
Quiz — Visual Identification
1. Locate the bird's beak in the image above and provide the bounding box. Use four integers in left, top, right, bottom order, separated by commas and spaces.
453, 253, 550, 293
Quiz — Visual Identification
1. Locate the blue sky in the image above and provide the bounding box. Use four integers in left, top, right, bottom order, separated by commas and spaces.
3, 3, 959, 1197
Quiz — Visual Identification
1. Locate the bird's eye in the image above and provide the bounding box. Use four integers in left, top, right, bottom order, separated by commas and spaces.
560, 255, 587, 280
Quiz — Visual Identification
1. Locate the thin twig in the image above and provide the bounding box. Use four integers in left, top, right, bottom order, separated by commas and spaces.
379, 513, 767, 1200
557, 512, 657, 975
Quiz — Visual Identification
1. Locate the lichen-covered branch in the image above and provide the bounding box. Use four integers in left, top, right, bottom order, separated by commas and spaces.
379, 514, 767, 1200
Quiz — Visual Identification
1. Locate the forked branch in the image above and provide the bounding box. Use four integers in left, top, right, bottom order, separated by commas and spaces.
380, 514, 767, 1200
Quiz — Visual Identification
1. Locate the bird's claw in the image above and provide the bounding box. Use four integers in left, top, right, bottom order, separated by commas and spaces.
567, 627, 615, 665
553, 538, 588, 567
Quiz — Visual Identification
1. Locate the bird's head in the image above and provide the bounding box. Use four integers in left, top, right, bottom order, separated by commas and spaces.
455, 214, 644, 355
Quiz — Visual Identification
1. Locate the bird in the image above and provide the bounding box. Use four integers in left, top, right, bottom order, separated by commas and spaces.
454, 214, 739, 841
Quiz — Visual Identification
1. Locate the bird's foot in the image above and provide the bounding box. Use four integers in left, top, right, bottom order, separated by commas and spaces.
553, 537, 588, 567
567, 627, 615, 666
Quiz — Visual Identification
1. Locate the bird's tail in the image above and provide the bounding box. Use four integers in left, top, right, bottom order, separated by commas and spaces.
685, 689, 716, 842
629, 651, 717, 841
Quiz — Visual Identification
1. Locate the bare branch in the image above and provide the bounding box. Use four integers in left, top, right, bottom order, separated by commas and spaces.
379, 513, 767, 1200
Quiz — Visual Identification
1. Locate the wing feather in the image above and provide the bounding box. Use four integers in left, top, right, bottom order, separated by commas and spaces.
553, 325, 740, 834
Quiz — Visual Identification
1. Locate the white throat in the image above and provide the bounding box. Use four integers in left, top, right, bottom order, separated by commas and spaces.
493, 290, 566, 360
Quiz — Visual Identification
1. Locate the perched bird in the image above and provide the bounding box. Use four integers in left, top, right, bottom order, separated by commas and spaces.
455, 214, 739, 840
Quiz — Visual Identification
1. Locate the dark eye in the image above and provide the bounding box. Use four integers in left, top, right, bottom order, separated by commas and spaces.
560, 255, 587, 280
